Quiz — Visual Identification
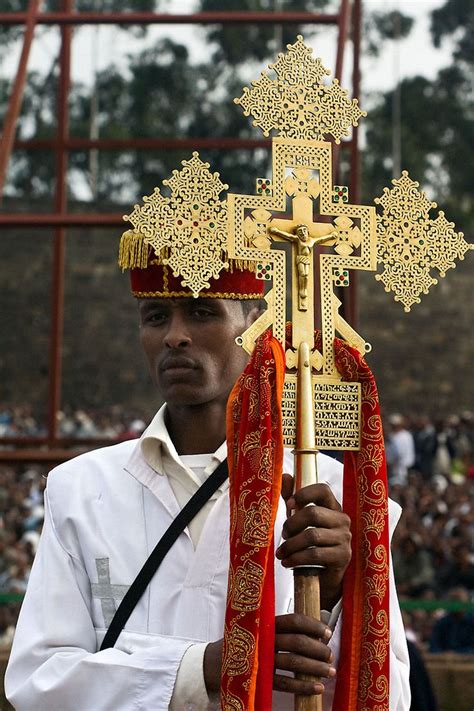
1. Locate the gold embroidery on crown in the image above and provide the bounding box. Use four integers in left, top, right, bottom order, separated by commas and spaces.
234, 35, 365, 143
375, 171, 471, 312
123, 152, 230, 297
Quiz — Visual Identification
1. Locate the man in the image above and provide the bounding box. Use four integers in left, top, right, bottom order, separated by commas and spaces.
429, 587, 474, 654
388, 414, 415, 486
6, 161, 410, 709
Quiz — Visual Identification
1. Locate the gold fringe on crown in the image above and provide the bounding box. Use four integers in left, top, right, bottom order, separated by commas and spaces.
119, 226, 256, 276
118, 230, 150, 270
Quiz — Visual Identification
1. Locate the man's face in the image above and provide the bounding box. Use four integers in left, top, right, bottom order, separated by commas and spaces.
139, 297, 257, 408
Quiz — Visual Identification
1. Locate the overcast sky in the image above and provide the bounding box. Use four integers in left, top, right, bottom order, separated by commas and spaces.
1, 0, 453, 100
363, 0, 451, 94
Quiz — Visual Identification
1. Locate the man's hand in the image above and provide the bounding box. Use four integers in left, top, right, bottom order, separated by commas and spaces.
203, 612, 334, 697
273, 613, 335, 695
276, 473, 352, 611
203, 639, 223, 694
203, 474, 350, 696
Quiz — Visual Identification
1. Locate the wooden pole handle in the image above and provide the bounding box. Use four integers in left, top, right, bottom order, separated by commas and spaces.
293, 343, 323, 711
294, 571, 323, 711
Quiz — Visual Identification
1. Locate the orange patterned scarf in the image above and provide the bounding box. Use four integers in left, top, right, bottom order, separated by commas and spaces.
221, 329, 390, 711
221, 330, 285, 711
333, 336, 390, 711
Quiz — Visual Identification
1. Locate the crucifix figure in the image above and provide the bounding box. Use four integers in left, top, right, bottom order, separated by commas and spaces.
268, 222, 337, 311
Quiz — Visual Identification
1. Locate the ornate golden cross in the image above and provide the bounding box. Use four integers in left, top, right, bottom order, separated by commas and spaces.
228, 134, 376, 454
228, 37, 377, 711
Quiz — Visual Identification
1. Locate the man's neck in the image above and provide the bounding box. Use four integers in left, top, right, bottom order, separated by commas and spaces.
165, 402, 227, 455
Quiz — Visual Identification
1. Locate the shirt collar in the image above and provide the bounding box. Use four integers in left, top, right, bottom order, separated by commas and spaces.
140, 404, 228, 490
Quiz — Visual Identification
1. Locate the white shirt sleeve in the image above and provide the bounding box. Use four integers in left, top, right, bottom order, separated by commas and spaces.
5, 494, 195, 711
170, 643, 212, 710
388, 552, 411, 710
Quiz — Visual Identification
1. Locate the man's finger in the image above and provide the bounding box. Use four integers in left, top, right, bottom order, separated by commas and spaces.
287, 482, 341, 512
275, 613, 332, 640
273, 673, 325, 696
277, 543, 350, 570
281, 473, 294, 504
276, 527, 347, 559
282, 505, 350, 539
274, 633, 333, 663
274, 651, 336, 680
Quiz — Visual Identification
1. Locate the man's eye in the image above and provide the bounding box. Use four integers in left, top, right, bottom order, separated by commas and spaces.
145, 312, 167, 324
192, 307, 214, 319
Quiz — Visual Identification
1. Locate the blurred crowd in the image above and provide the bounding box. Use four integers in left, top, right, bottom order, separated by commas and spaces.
0, 404, 148, 440
0, 408, 473, 653
386, 411, 474, 653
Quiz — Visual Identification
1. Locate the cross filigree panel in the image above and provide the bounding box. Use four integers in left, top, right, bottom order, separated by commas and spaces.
227, 137, 377, 378
375, 171, 472, 311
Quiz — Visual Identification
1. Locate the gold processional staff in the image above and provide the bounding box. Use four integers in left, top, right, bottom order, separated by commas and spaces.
229, 35, 472, 711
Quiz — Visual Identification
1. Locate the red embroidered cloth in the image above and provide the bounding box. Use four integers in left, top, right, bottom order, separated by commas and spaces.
221, 331, 285, 711
221, 330, 390, 711
333, 337, 390, 710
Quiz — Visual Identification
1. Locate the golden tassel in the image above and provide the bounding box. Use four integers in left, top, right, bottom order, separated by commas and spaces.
118, 230, 150, 270
228, 257, 257, 273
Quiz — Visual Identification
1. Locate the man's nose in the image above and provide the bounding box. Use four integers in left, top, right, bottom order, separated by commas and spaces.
163, 313, 192, 349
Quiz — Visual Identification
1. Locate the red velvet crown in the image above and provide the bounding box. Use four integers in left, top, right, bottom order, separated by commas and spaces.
130, 259, 264, 300
118, 152, 265, 301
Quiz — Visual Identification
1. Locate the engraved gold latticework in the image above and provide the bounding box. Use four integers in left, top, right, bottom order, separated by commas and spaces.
375, 171, 472, 312
123, 152, 229, 297
234, 35, 365, 144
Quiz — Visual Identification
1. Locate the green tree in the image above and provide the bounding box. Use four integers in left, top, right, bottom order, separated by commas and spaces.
362, 0, 474, 234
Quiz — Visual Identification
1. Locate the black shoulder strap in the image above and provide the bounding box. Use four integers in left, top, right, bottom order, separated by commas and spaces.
100, 458, 229, 651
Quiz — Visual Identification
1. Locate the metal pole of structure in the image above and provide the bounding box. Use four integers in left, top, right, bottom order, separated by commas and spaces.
14, 136, 272, 151
346, 0, 362, 327
392, 5, 402, 179
350, 0, 362, 205
313, 0, 351, 327
0, 214, 122, 226
47, 0, 73, 447
0, 11, 340, 26
0, 0, 42, 200
332, 0, 352, 182
334, 0, 352, 81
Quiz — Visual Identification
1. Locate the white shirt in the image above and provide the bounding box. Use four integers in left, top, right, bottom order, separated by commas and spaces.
5, 406, 411, 710
141, 407, 228, 548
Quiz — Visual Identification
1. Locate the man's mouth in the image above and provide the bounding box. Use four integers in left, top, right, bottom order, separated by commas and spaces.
160, 356, 197, 374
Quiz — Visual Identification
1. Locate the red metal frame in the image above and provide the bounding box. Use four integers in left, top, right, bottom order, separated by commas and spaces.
0, 12, 341, 26
0, 0, 41, 196
0, 1, 362, 462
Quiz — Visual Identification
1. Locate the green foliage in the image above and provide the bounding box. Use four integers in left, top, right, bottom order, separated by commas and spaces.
431, 0, 474, 64
0, 1, 26, 61
74, 0, 155, 9
364, 10, 414, 57
363, 0, 474, 234
200, 0, 327, 64
1, 0, 472, 238
70, 38, 214, 200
